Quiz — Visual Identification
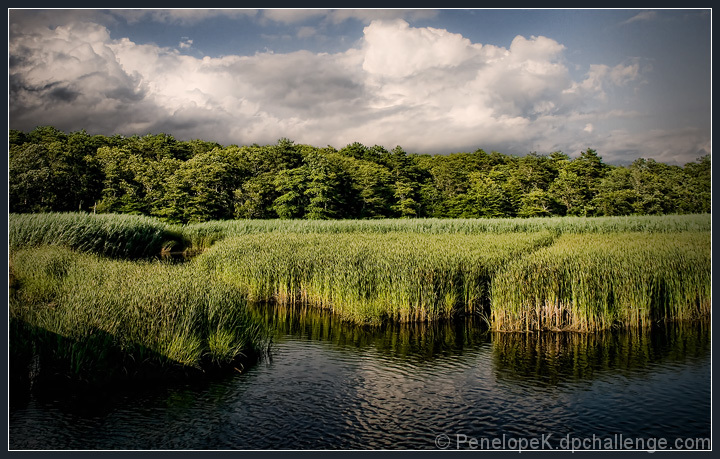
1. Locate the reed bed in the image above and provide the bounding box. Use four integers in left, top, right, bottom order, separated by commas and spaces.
490, 232, 711, 332
10, 212, 709, 386
195, 231, 557, 323
10, 212, 709, 255
8, 212, 711, 346
9, 246, 269, 382
9, 212, 185, 259
181, 213, 710, 250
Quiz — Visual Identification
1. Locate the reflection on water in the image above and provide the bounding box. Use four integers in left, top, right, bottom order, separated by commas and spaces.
492, 321, 711, 385
251, 303, 490, 362
9, 303, 711, 450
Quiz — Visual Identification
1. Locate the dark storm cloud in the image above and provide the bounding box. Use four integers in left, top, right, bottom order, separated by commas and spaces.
104, 85, 147, 102
48, 86, 81, 103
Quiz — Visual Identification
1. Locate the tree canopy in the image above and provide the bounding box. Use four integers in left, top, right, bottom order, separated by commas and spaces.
9, 127, 711, 223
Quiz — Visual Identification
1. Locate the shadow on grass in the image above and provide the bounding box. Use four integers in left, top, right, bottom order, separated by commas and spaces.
9, 318, 259, 400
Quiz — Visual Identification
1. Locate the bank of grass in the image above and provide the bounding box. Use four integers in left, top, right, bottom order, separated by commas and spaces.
180, 213, 711, 251
10, 211, 711, 256
9, 212, 186, 259
9, 246, 268, 384
8, 212, 711, 368
490, 232, 711, 332
195, 231, 555, 323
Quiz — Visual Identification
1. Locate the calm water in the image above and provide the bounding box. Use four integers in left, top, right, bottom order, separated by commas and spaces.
9, 305, 711, 450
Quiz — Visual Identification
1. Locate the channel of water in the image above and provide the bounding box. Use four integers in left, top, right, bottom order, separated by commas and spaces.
9, 303, 711, 450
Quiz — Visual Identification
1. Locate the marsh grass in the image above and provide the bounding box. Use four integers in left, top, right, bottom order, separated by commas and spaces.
9, 246, 269, 382
180, 213, 711, 250
11, 211, 710, 256
196, 231, 558, 323
9, 212, 186, 259
8, 210, 711, 379
490, 232, 711, 331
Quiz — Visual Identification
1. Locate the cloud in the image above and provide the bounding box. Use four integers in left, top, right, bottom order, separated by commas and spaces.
589, 127, 711, 165
621, 11, 657, 25
259, 9, 438, 25
361, 19, 482, 78
10, 13, 702, 164
116, 9, 258, 25
260, 9, 329, 24
325, 9, 439, 24
296, 26, 317, 38
568, 61, 643, 102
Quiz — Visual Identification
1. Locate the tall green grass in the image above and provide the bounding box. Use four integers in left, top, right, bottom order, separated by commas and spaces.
490, 232, 711, 331
8, 212, 711, 340
10, 211, 710, 255
9, 246, 269, 382
195, 231, 558, 323
9, 212, 186, 259
179, 213, 711, 253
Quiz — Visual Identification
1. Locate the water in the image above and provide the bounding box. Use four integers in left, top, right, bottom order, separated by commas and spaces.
9, 305, 711, 450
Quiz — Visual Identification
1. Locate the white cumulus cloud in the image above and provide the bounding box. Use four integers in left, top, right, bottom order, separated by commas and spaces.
10, 14, 689, 163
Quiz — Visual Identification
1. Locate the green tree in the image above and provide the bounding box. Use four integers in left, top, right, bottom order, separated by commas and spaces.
338, 156, 394, 219
126, 133, 192, 161
234, 174, 276, 219
164, 149, 243, 222
9, 129, 28, 147
95, 146, 145, 214
386, 146, 427, 217
469, 175, 500, 217
549, 169, 588, 216
680, 155, 711, 213
468, 172, 512, 217
392, 179, 420, 218
181, 138, 223, 158
304, 151, 347, 219
424, 152, 487, 217
26, 125, 67, 145
338, 141, 369, 161
592, 166, 636, 216
517, 189, 560, 217
9, 143, 55, 212
627, 158, 683, 215
550, 148, 609, 215
272, 166, 309, 219
514, 153, 561, 191
65, 130, 107, 211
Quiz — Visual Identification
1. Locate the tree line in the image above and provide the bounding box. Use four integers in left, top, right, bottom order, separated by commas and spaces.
9, 126, 711, 223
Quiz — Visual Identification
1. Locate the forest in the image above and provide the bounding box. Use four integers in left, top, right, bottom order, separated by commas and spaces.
9, 126, 711, 223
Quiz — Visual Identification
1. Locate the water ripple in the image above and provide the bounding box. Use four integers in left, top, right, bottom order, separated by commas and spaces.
9, 312, 711, 450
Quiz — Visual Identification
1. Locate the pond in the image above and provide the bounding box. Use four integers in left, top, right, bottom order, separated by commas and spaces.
8, 304, 711, 450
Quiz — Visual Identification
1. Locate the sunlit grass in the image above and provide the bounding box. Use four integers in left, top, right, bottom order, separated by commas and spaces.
180, 213, 711, 250
195, 231, 556, 323
8, 210, 711, 368
9, 212, 185, 259
490, 232, 711, 331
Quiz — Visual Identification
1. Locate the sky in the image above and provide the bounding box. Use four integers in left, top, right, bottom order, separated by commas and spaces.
7, 8, 712, 165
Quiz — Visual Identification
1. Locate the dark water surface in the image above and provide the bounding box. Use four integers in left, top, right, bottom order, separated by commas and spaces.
9, 305, 711, 450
